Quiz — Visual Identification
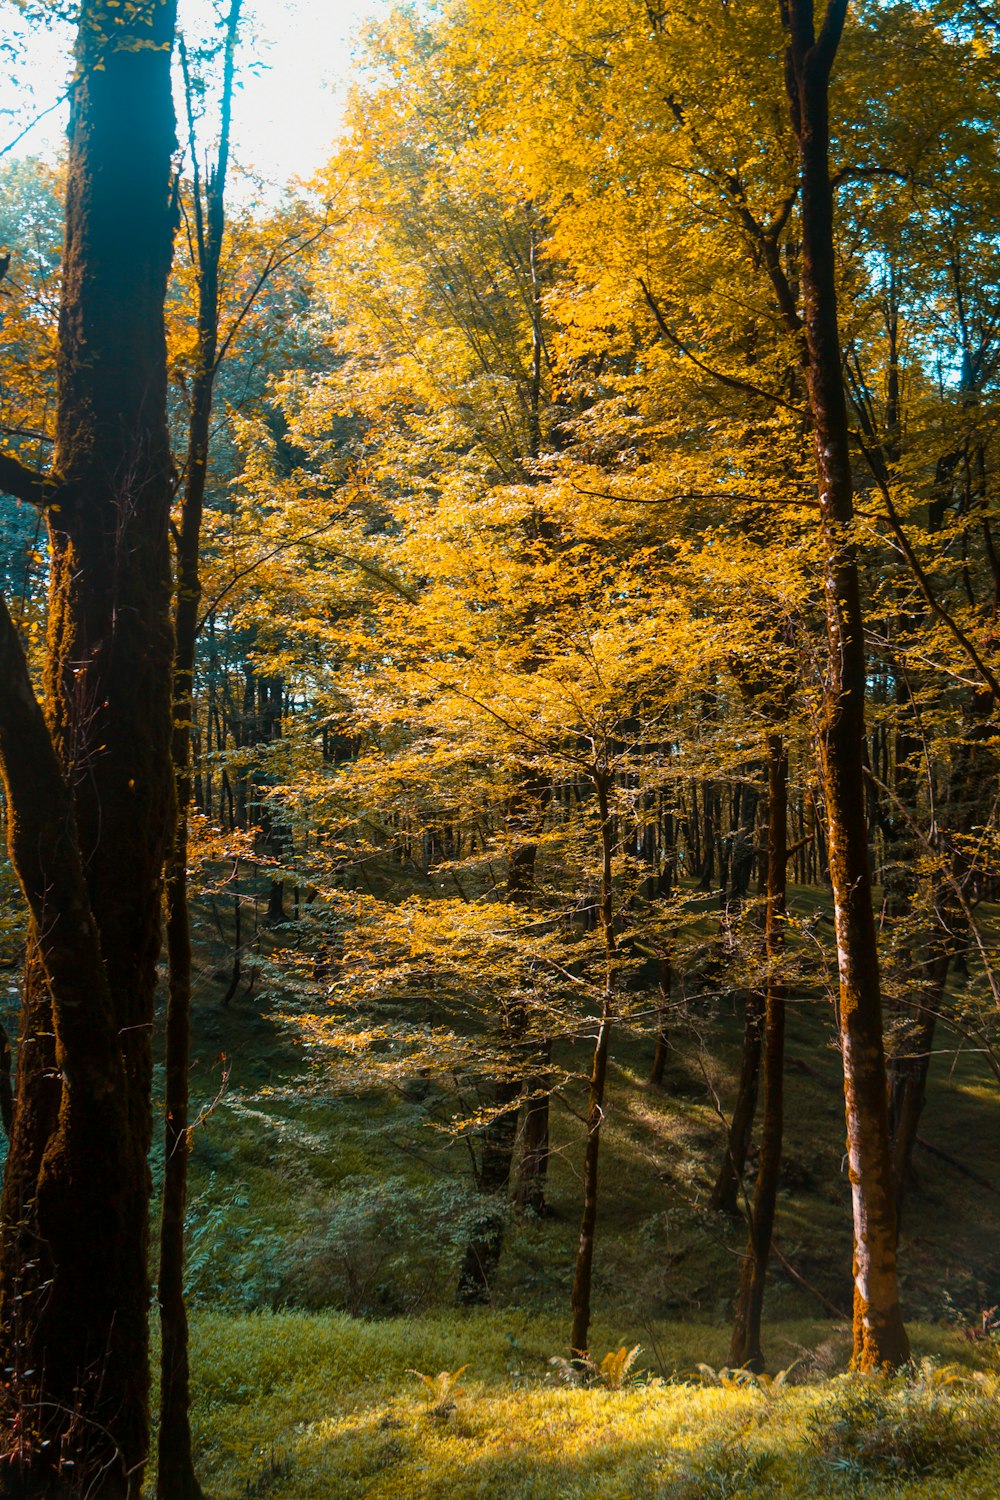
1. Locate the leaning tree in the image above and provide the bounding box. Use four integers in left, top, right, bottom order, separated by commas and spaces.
0, 0, 178, 1493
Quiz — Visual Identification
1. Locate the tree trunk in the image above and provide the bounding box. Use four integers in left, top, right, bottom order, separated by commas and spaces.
455, 1080, 521, 1304
784, 0, 908, 1370
514, 1040, 552, 1214
712, 764, 767, 1213
0, 2, 178, 1489
730, 732, 787, 1371
458, 769, 551, 1291
649, 822, 676, 1088
887, 684, 991, 1225
157, 11, 240, 1497
727, 777, 759, 904
888, 980, 941, 1221
649, 953, 672, 1088
160, 821, 204, 1500
709, 987, 765, 1216
698, 780, 715, 890
569, 770, 616, 1356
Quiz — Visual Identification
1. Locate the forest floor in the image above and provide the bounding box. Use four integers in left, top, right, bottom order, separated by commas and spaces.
3, 881, 996, 1495
183, 1308, 1000, 1499
154, 883, 1000, 1497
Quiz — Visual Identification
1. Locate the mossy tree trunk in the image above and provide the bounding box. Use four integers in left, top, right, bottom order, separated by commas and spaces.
0, 2, 178, 1492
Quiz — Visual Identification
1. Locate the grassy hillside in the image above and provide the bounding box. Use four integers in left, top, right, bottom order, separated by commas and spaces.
157, 884, 1000, 1496
176, 890, 1000, 1334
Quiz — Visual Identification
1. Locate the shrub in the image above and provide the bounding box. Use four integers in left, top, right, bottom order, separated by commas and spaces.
275, 1175, 484, 1315
810, 1368, 1000, 1482
184, 1175, 285, 1310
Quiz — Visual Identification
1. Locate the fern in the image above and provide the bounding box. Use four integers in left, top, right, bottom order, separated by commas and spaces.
549, 1344, 644, 1391
695, 1360, 801, 1395
407, 1365, 468, 1416
599, 1344, 643, 1390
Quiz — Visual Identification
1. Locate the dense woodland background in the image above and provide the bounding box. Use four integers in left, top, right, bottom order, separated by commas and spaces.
1, 0, 1000, 1496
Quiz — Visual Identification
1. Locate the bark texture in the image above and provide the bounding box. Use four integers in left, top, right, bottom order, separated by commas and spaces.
0, 3, 178, 1492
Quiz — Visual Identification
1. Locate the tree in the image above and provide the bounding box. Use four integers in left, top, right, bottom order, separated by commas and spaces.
158, 6, 241, 1497
782, 0, 908, 1369
729, 728, 788, 1370
0, 0, 177, 1492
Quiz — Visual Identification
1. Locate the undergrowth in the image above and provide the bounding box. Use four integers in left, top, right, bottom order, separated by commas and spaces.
163, 903, 1000, 1498
182, 1310, 1000, 1500
810, 1361, 1000, 1484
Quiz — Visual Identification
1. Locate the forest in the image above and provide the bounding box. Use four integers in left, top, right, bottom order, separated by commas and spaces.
0, 0, 999, 1495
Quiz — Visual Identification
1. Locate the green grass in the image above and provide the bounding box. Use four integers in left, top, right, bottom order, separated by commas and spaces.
184, 1309, 1000, 1499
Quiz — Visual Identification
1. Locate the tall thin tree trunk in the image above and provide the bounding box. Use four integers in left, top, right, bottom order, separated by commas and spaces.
650, 818, 677, 1087
888, 970, 943, 1222
455, 1074, 521, 1304
730, 732, 787, 1371
458, 769, 550, 1297
784, 0, 908, 1369
514, 1044, 552, 1214
158, 10, 240, 1497
711, 763, 767, 1214
709, 987, 765, 1216
569, 770, 616, 1356
649, 953, 672, 1088
698, 780, 716, 890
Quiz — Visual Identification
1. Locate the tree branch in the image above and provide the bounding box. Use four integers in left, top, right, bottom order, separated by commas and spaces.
0, 451, 58, 510
844, 363, 1000, 704
638, 279, 804, 413
814, 0, 849, 73
197, 514, 419, 632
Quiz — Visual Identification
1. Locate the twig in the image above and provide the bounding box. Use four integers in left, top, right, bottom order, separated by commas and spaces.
180, 1055, 232, 1154
770, 1241, 849, 1319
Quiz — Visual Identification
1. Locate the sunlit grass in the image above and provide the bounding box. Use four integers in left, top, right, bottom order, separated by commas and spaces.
185, 1310, 1000, 1499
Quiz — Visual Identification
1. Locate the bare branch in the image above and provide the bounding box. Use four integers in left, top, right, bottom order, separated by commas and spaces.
0, 451, 59, 510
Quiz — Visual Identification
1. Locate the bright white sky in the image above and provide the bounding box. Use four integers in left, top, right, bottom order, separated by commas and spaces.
0, 0, 384, 189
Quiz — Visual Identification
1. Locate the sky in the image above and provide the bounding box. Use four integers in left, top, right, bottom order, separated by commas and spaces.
0, 0, 384, 189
